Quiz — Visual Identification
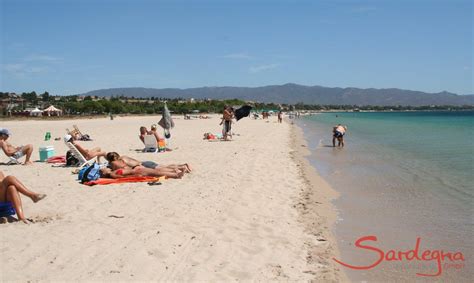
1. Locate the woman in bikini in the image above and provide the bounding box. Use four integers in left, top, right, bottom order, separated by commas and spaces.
0, 171, 46, 223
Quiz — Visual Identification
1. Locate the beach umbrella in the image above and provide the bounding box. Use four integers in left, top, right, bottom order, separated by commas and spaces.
234, 105, 253, 121
158, 102, 174, 138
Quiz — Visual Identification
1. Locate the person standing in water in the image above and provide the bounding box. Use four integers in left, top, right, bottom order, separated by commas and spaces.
332, 124, 348, 147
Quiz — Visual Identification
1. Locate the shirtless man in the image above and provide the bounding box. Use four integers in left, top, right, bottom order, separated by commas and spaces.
220, 106, 234, 141
0, 171, 46, 223
64, 134, 107, 162
332, 124, 348, 147
0, 129, 33, 165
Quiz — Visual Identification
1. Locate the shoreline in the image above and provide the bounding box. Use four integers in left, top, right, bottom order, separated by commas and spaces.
289, 120, 349, 282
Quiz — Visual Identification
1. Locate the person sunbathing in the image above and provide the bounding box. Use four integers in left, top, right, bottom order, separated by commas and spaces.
100, 165, 184, 179
64, 134, 106, 162
105, 152, 192, 173
0, 128, 33, 165
0, 171, 46, 223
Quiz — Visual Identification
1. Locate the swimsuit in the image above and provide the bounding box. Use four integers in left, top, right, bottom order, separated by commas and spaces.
12, 147, 25, 159
224, 121, 231, 134
141, 161, 158, 169
333, 131, 344, 138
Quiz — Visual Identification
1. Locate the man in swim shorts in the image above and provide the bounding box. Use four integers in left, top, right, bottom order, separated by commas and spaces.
0, 129, 34, 165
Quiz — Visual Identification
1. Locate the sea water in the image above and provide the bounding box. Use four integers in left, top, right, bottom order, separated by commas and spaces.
297, 111, 473, 282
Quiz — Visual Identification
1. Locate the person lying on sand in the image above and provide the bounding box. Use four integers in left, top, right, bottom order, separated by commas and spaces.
64, 134, 107, 162
105, 152, 192, 173
0, 129, 34, 165
0, 171, 46, 223
100, 166, 185, 179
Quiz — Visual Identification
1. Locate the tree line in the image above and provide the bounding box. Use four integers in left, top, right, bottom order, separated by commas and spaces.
1, 91, 473, 116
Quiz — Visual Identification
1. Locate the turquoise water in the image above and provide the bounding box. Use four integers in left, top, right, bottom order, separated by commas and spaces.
297, 111, 473, 282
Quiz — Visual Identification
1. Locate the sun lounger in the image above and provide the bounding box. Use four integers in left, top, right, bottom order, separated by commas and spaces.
65, 142, 96, 168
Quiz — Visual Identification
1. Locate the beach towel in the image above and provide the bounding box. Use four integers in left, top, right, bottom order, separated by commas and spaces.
84, 176, 165, 186
47, 155, 66, 164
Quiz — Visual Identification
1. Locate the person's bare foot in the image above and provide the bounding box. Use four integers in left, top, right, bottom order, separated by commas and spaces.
32, 194, 47, 203
20, 219, 29, 224
23, 161, 33, 165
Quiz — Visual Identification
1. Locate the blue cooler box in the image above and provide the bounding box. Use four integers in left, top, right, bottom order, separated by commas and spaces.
39, 146, 55, 162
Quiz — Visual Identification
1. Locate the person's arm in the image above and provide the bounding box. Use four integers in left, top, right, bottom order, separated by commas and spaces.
1, 141, 16, 156
139, 134, 145, 144
108, 171, 125, 179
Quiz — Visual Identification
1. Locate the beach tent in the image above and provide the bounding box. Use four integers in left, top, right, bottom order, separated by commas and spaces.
30, 107, 42, 116
43, 105, 62, 116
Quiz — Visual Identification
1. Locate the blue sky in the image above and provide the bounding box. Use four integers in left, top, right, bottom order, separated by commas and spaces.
1, 0, 472, 95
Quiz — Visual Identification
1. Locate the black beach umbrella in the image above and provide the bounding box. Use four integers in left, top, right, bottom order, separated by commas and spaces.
234, 105, 253, 121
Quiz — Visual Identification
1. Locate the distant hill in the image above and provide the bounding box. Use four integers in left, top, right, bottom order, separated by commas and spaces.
82, 84, 474, 106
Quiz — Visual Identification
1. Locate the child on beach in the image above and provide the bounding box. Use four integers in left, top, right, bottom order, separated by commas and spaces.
0, 171, 46, 223
0, 129, 34, 165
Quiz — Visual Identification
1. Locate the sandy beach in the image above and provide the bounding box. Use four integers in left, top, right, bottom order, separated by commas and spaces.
0, 115, 345, 281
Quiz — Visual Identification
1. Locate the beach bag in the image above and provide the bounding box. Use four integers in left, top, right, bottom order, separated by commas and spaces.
66, 150, 80, 166
78, 162, 101, 183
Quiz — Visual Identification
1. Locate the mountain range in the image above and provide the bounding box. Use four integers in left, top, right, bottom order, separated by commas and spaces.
82, 84, 474, 106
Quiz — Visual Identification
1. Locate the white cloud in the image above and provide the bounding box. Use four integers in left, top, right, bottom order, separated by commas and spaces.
4, 63, 26, 73
23, 54, 61, 62
221, 53, 253, 59
249, 63, 280, 73
3, 63, 49, 75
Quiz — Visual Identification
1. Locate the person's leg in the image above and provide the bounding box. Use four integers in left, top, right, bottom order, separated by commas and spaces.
134, 166, 184, 179
2, 175, 46, 202
164, 164, 192, 173
5, 185, 27, 222
340, 136, 344, 147
85, 147, 106, 162
22, 144, 33, 165
332, 135, 336, 147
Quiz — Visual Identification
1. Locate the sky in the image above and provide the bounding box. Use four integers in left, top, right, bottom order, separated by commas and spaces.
0, 0, 472, 95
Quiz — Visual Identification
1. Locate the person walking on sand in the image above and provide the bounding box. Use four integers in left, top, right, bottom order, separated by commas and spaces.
0, 171, 46, 223
332, 124, 347, 147
0, 129, 34, 165
278, 111, 283, 123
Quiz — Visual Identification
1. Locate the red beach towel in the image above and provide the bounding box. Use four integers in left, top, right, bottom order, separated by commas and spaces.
84, 176, 165, 186
47, 155, 66, 163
